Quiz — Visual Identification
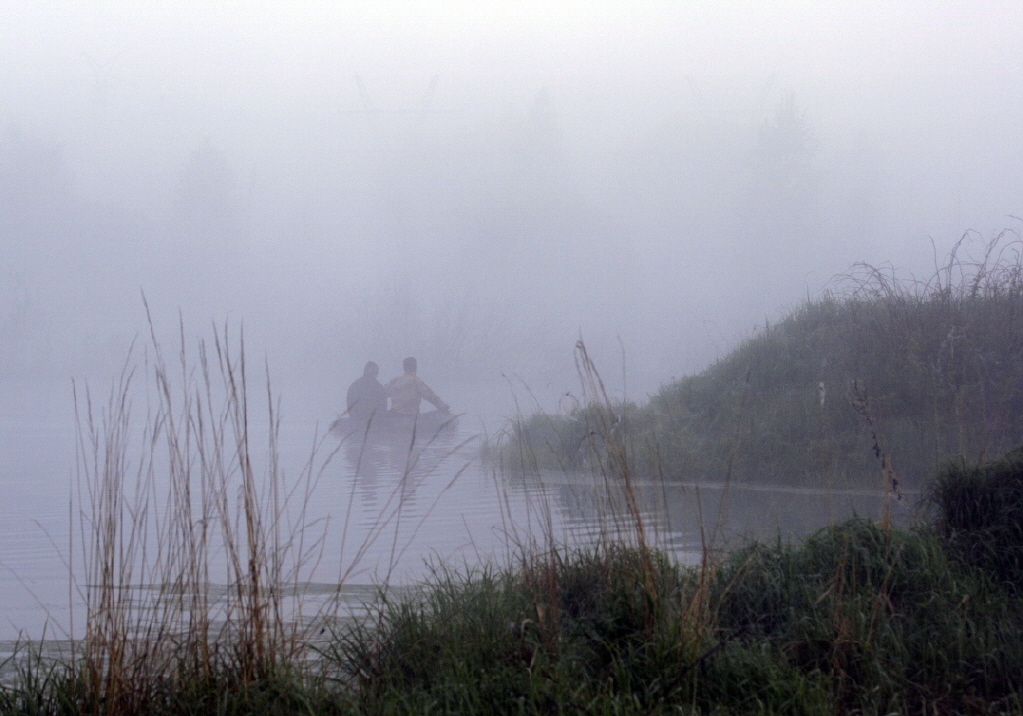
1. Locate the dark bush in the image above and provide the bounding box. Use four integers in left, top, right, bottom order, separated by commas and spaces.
932, 445, 1023, 591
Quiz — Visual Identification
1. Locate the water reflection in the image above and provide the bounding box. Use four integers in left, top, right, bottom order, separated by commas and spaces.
534, 474, 916, 565
341, 421, 462, 513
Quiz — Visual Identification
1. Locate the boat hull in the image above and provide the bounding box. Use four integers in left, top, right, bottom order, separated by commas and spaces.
330, 410, 459, 445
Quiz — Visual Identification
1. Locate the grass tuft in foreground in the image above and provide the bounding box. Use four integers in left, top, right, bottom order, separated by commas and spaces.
322, 511, 1023, 714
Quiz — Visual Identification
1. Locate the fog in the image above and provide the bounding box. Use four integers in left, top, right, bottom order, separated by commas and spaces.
3, 2, 1023, 419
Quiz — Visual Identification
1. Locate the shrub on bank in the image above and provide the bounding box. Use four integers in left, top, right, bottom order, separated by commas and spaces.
713, 519, 1023, 714
331, 516, 1023, 714
932, 445, 1023, 591
335, 545, 702, 714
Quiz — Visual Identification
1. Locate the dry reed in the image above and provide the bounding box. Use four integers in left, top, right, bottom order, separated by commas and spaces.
69, 312, 338, 713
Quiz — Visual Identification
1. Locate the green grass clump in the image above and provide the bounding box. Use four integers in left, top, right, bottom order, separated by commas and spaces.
332, 545, 705, 714
324, 514, 1023, 714
932, 445, 1023, 591
713, 519, 1023, 714
10, 516, 1020, 713
0, 653, 342, 716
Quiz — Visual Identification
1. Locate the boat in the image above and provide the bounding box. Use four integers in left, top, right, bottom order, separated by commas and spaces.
330, 409, 459, 445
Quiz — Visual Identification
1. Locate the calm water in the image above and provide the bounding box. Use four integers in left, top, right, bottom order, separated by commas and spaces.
0, 377, 912, 643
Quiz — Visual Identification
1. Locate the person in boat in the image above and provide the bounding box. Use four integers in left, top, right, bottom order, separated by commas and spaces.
346, 361, 388, 426
386, 357, 450, 418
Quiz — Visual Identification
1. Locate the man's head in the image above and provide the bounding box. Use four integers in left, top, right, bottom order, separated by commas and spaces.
363, 361, 379, 379
403, 357, 417, 374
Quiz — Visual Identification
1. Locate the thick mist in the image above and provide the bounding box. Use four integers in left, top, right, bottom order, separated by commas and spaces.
3, 2, 1023, 421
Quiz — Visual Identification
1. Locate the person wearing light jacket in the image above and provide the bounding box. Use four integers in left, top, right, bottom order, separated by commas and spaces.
386, 357, 449, 416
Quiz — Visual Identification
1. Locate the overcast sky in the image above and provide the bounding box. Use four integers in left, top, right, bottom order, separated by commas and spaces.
3, 2, 1022, 415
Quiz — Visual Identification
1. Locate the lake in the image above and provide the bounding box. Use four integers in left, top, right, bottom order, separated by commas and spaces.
0, 376, 912, 645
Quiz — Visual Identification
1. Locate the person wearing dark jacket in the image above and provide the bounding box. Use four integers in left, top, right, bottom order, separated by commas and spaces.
346, 361, 388, 424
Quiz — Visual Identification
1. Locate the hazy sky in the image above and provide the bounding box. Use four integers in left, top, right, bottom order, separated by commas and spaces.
2, 2, 1022, 414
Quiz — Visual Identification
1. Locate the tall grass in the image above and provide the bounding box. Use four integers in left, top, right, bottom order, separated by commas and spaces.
61, 314, 342, 714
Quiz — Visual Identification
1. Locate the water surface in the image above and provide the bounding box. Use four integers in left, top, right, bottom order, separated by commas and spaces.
0, 377, 911, 643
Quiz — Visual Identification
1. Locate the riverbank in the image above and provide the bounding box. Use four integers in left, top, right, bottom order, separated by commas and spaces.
500, 235, 1023, 490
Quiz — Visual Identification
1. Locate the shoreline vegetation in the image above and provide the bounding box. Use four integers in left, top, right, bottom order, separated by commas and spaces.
501, 233, 1023, 492
3, 236, 1023, 713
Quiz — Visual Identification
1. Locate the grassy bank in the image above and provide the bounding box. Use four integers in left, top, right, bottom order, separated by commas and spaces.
324, 445, 1023, 714
502, 234, 1023, 488
332, 519, 1023, 714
